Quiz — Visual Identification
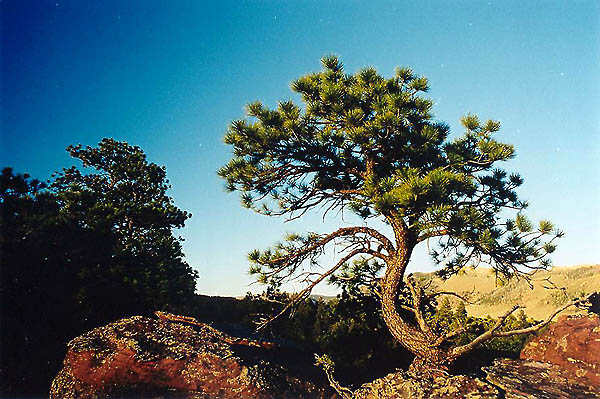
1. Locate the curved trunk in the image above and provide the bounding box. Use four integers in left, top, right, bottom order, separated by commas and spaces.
380, 230, 451, 374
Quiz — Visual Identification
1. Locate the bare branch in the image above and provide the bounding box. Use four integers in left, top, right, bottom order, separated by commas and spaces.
314, 355, 354, 399
265, 226, 394, 267
405, 276, 433, 335
256, 249, 363, 330
432, 326, 467, 347
451, 294, 593, 357
427, 290, 476, 305
451, 304, 524, 357
493, 295, 592, 337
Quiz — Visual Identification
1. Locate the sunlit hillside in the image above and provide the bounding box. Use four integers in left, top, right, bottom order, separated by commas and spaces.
416, 264, 599, 319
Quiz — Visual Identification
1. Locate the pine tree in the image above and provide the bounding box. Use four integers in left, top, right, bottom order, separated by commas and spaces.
1, 140, 198, 394
51, 138, 198, 319
219, 56, 586, 373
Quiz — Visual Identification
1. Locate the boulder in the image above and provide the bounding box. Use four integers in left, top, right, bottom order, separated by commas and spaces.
484, 358, 599, 399
50, 315, 332, 398
352, 370, 499, 399
482, 314, 600, 398
520, 314, 600, 387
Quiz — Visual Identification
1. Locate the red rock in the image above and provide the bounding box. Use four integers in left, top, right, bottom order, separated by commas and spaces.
50, 315, 331, 398
484, 358, 599, 399
520, 314, 600, 388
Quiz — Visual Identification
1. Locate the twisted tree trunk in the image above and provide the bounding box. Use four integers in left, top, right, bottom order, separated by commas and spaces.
380, 228, 452, 375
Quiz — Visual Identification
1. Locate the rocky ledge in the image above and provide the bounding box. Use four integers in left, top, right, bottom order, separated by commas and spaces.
353, 371, 499, 398
482, 313, 600, 399
50, 313, 600, 398
520, 313, 600, 386
484, 358, 598, 399
50, 314, 332, 398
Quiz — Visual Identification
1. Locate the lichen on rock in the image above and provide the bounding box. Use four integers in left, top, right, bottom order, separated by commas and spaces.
484, 358, 599, 399
352, 370, 500, 399
50, 315, 331, 398
482, 314, 600, 399
520, 314, 600, 387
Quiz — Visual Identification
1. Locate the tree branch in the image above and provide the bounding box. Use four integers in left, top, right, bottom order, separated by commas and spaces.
493, 294, 592, 337
256, 248, 364, 330
451, 304, 524, 357
427, 290, 476, 305
260, 226, 393, 274
433, 326, 467, 347
451, 294, 593, 357
405, 276, 433, 336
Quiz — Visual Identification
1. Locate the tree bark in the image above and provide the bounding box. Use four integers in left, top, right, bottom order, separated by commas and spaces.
380, 228, 451, 375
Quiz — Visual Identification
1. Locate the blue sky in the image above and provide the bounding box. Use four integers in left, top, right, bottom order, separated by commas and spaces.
2, 1, 599, 296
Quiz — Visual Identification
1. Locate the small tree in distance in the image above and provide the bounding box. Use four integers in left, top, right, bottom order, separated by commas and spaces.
219, 56, 588, 374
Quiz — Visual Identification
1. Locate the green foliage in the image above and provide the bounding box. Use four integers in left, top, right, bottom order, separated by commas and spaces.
1, 167, 84, 393
220, 55, 561, 294
429, 299, 534, 353
231, 289, 410, 387
50, 139, 198, 316
220, 56, 563, 368
548, 290, 570, 307
0, 140, 197, 395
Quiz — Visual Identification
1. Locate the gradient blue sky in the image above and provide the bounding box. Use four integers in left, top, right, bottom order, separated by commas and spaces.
2, 1, 599, 296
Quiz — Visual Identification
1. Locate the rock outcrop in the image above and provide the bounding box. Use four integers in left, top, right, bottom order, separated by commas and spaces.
353, 370, 499, 398
353, 314, 600, 399
50, 314, 331, 398
484, 358, 598, 399
50, 312, 600, 399
483, 314, 600, 399
520, 314, 600, 386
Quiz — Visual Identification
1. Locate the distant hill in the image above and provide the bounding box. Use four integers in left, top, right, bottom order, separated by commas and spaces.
415, 264, 599, 319
205, 265, 598, 321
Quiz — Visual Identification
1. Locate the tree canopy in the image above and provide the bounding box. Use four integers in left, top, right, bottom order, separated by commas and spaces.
1, 139, 197, 394
50, 138, 197, 315
219, 56, 580, 373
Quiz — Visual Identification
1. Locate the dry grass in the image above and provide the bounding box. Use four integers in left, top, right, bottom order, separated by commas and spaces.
416, 264, 599, 320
